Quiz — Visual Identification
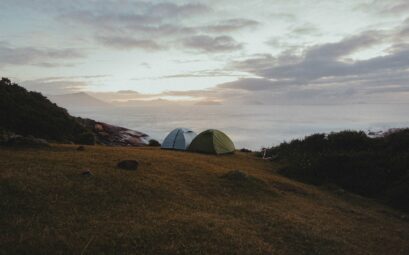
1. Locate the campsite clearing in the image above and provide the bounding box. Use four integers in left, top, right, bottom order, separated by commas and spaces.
1, 145, 408, 254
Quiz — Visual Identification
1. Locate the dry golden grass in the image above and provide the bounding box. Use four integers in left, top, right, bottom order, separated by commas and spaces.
1, 145, 408, 254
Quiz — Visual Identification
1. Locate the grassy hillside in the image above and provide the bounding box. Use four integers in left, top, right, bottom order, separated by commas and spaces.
0, 78, 93, 144
1, 145, 408, 254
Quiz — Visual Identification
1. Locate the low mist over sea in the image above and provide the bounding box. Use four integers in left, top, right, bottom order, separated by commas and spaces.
70, 104, 409, 150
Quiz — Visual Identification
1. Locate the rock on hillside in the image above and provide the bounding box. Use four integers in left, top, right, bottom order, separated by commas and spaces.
77, 118, 150, 146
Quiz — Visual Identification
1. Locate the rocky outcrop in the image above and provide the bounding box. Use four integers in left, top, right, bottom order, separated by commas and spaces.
76, 118, 151, 146
93, 122, 150, 146
117, 160, 139, 170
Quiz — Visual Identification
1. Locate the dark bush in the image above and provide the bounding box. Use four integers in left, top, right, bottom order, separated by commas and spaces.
384, 129, 409, 152
382, 175, 409, 212
327, 130, 372, 151
74, 131, 96, 145
148, 139, 161, 147
301, 133, 326, 151
266, 129, 409, 213
0, 128, 14, 144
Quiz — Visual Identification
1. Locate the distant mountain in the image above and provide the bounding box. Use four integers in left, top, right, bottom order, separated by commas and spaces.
113, 98, 182, 106
194, 100, 222, 105
48, 92, 111, 111
115, 98, 223, 106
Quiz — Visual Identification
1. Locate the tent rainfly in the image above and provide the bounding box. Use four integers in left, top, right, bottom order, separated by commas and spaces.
188, 129, 235, 155
161, 128, 197, 150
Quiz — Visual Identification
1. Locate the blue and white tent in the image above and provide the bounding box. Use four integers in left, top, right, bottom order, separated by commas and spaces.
161, 128, 197, 150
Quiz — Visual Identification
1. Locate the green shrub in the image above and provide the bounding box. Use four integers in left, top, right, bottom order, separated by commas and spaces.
74, 131, 96, 145
0, 77, 91, 142
148, 139, 161, 147
266, 129, 409, 213
327, 130, 373, 151
384, 129, 409, 152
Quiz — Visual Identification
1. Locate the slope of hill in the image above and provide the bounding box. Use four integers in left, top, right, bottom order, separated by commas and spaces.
48, 92, 111, 111
1, 145, 408, 254
0, 78, 91, 143
0, 78, 150, 146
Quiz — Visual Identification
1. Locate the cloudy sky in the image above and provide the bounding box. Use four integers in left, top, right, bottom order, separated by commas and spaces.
1, 0, 409, 105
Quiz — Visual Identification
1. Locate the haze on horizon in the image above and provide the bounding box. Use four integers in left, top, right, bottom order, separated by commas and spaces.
1, 0, 409, 105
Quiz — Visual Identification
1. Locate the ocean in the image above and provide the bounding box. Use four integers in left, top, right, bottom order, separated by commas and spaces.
70, 104, 409, 150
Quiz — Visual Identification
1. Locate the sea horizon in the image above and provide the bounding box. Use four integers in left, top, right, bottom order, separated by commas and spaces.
69, 103, 409, 150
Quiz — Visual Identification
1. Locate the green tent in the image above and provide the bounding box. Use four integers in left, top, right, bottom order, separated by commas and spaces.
188, 129, 235, 154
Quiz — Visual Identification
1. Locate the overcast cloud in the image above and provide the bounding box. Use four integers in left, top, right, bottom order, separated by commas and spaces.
1, 0, 408, 104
